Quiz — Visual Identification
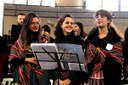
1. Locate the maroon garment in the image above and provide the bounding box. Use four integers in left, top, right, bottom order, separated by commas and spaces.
0, 36, 8, 82
0, 53, 8, 82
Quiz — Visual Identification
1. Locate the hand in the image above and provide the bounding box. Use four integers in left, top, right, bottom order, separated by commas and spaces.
44, 32, 50, 43
63, 79, 71, 85
40, 31, 50, 43
25, 57, 37, 65
110, 21, 116, 28
54, 79, 64, 85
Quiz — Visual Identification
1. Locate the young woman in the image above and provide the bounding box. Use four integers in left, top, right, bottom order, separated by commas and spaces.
9, 13, 49, 85
53, 14, 88, 85
85, 9, 123, 85
39, 24, 55, 43
73, 22, 88, 50
73, 22, 87, 41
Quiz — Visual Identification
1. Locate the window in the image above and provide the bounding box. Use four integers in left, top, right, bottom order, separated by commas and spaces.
86, 0, 102, 10
3, 0, 128, 11
4, 0, 13, 4
28, 0, 41, 5
103, 0, 119, 11
42, 0, 55, 7
120, 0, 128, 11
85, 0, 119, 11
14, 0, 27, 5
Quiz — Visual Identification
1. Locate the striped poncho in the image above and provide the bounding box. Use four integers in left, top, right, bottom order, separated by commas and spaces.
85, 42, 123, 75
9, 39, 44, 85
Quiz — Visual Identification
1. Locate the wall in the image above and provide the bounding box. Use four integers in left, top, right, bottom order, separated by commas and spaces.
3, 4, 128, 37
4, 16, 128, 37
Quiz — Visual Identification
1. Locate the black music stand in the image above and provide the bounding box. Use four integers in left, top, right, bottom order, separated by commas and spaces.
31, 43, 88, 85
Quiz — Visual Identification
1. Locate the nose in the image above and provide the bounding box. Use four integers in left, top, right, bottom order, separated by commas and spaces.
97, 16, 102, 19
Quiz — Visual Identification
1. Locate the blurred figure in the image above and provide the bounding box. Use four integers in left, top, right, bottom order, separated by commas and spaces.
85, 9, 123, 85
122, 27, 128, 84
9, 13, 49, 85
73, 22, 87, 41
10, 13, 26, 44
0, 36, 8, 85
73, 22, 88, 49
39, 24, 54, 43
17, 13, 26, 26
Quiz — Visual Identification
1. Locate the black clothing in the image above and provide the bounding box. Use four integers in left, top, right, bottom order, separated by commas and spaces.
122, 27, 128, 84
54, 34, 88, 85
87, 27, 122, 85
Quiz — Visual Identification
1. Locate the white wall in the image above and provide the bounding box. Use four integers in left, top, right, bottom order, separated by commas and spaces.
0, 0, 4, 36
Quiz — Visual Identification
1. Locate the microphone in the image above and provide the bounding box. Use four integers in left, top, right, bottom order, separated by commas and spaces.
41, 31, 46, 40
73, 31, 79, 36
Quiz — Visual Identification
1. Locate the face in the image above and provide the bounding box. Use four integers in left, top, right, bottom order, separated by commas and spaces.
29, 17, 40, 32
95, 15, 110, 28
61, 17, 74, 35
17, 15, 26, 25
73, 24, 81, 36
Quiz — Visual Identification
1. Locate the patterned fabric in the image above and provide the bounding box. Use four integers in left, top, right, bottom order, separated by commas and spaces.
60, 72, 70, 80
10, 39, 44, 85
90, 70, 104, 79
85, 42, 123, 75
0, 52, 8, 82
87, 78, 104, 85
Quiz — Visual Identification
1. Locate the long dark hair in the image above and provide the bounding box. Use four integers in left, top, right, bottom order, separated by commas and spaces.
54, 14, 74, 41
74, 22, 88, 38
124, 27, 128, 45
20, 13, 40, 49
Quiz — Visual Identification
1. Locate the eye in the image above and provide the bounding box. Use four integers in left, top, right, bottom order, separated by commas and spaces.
31, 22, 40, 25
65, 22, 74, 25
65, 22, 70, 24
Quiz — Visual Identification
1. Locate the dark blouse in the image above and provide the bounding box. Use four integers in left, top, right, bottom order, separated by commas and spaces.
122, 27, 128, 84
54, 34, 88, 84
88, 27, 120, 49
0, 36, 8, 82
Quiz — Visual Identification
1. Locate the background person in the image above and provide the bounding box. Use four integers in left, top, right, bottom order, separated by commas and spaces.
0, 36, 8, 85
17, 13, 26, 26
39, 24, 55, 43
122, 27, 128, 84
73, 22, 88, 50
9, 13, 26, 44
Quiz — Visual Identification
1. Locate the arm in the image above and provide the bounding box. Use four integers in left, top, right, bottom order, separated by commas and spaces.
110, 22, 124, 41
10, 42, 37, 70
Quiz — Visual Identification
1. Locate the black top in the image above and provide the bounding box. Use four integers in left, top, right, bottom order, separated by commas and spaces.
88, 27, 120, 49
54, 33, 88, 84
10, 25, 22, 44
55, 34, 84, 49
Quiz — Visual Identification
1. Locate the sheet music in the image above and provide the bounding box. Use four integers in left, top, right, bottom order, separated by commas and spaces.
30, 43, 88, 72
56, 43, 88, 72
31, 43, 57, 61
